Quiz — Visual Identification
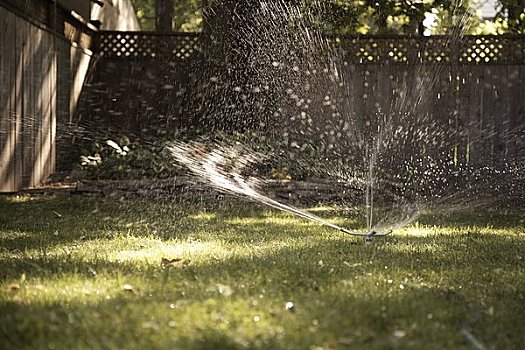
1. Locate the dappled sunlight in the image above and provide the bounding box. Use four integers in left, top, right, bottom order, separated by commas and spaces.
227, 215, 317, 227
188, 212, 218, 221
305, 205, 343, 213
109, 238, 233, 264
2, 276, 119, 305
2, 194, 57, 204
397, 225, 525, 237
391, 226, 438, 237
227, 212, 360, 231
1, 196, 525, 348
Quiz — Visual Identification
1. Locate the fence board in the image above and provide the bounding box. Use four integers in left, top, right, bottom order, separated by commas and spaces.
22, 20, 30, 186
485, 65, 510, 161
36, 31, 51, 186
49, 36, 57, 177
0, 7, 8, 191
520, 66, 525, 158
506, 65, 520, 158
457, 65, 476, 163
14, 14, 24, 190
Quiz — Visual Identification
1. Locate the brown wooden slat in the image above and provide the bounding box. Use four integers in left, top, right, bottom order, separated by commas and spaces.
14, 14, 24, 191
0, 7, 10, 191
506, 65, 520, 159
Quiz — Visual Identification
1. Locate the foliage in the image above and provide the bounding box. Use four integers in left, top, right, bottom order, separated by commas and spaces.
131, 0, 156, 31
174, 0, 203, 32
1, 195, 525, 349
79, 136, 183, 180
130, 0, 524, 34
130, 0, 203, 31
305, 0, 480, 35
495, 0, 525, 34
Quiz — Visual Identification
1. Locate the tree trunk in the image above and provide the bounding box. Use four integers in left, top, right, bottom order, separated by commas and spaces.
156, 0, 174, 32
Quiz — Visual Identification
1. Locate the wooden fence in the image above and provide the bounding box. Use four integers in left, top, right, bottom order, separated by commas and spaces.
0, 2, 95, 192
3, 24, 524, 192
89, 32, 525, 163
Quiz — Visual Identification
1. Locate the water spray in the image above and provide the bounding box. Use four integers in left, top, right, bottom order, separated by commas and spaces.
169, 141, 395, 244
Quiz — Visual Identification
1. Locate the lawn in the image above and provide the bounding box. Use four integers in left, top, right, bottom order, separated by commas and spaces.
0, 193, 524, 349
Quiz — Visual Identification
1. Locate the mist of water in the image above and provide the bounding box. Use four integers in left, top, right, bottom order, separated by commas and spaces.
168, 140, 382, 236
167, 0, 524, 235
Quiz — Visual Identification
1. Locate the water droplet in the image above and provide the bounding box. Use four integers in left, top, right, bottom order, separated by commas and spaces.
393, 330, 406, 338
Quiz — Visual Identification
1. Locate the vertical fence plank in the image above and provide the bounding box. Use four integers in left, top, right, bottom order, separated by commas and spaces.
519, 66, 525, 158
30, 24, 44, 186
0, 7, 9, 191
38, 30, 54, 182
1, 11, 16, 192
486, 65, 511, 162
34, 24, 45, 187
506, 65, 520, 159
22, 20, 33, 187
49, 31, 57, 176
14, 14, 24, 190
458, 64, 478, 164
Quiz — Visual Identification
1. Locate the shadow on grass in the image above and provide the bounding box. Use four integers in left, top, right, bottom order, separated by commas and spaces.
0, 291, 470, 350
1, 214, 525, 349
1, 194, 523, 241
1, 264, 524, 349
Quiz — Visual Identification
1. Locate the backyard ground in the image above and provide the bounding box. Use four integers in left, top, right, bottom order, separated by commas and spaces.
0, 193, 524, 349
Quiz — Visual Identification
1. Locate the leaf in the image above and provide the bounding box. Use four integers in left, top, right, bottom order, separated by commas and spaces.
216, 284, 233, 297
161, 257, 182, 266
393, 330, 406, 339
106, 140, 122, 152
142, 321, 160, 331
161, 258, 191, 267
122, 284, 135, 293
8, 283, 20, 291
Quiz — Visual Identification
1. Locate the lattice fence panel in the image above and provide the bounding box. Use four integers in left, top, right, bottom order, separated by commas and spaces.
98, 32, 524, 65
99, 32, 200, 60
333, 35, 524, 65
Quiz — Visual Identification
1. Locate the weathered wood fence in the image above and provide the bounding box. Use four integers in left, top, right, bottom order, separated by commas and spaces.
2, 22, 524, 192
0, 0, 138, 192
87, 32, 525, 163
0, 1, 95, 192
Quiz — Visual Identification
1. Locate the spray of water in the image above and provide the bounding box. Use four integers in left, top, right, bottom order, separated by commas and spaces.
168, 140, 391, 237
166, 0, 524, 237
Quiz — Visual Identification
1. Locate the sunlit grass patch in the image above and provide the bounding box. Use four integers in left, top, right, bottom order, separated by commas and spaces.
0, 195, 524, 349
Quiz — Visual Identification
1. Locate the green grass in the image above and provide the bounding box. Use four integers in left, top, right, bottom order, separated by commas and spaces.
0, 194, 524, 349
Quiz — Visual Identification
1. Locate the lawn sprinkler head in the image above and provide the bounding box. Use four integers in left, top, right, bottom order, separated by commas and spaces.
339, 227, 393, 243
365, 231, 377, 243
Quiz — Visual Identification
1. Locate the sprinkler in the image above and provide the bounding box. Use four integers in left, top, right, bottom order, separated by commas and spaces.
339, 227, 393, 242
